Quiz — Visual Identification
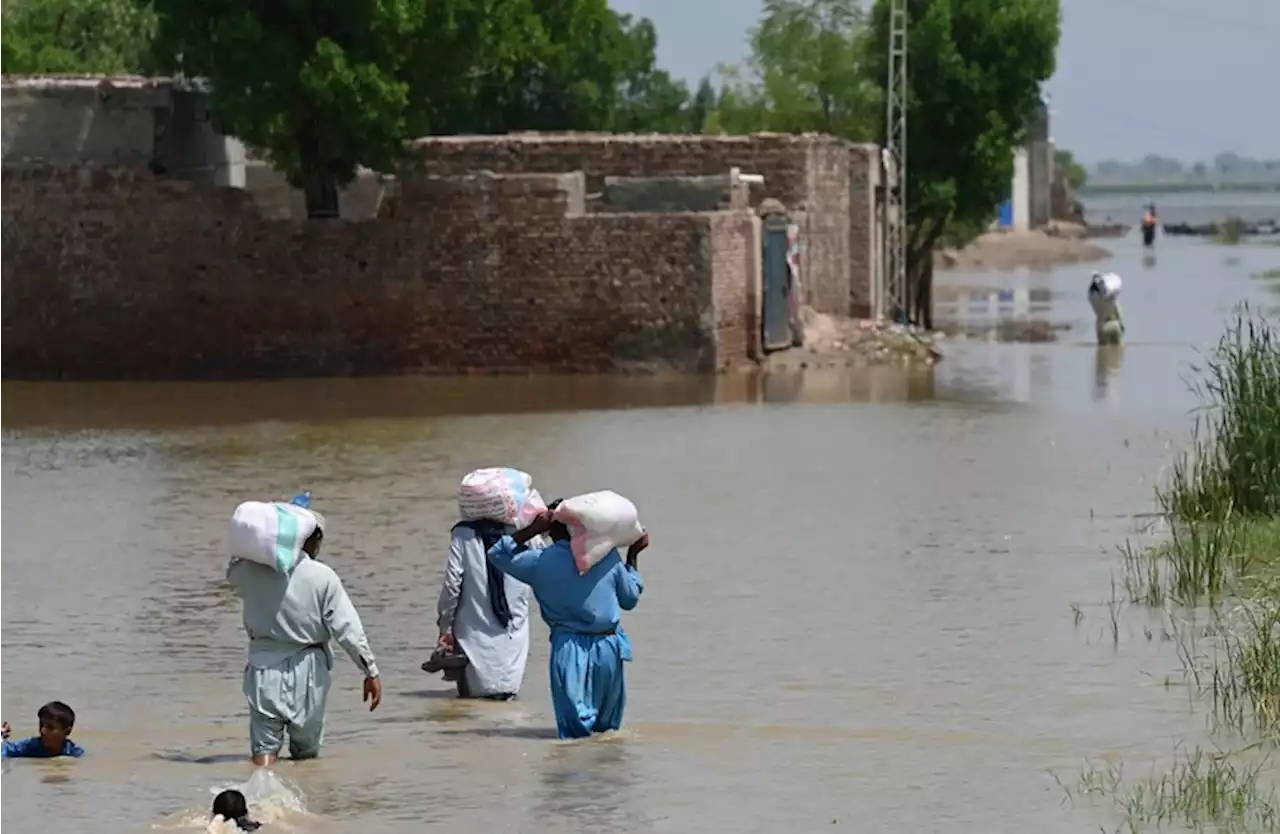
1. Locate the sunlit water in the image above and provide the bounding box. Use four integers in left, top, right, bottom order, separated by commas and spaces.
3, 232, 1280, 833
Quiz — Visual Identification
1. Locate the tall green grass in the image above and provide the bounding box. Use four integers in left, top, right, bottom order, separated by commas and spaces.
1065, 747, 1280, 833
1160, 309, 1280, 523
1122, 308, 1280, 608
1099, 310, 1280, 831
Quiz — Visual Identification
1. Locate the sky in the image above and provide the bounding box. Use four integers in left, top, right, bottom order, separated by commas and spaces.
609, 0, 1280, 164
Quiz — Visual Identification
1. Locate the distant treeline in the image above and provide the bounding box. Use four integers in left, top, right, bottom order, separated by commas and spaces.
1078, 181, 1280, 196
1088, 153, 1280, 187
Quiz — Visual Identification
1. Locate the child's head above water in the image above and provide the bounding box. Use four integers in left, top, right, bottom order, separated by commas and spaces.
36, 701, 75, 754
211, 789, 261, 832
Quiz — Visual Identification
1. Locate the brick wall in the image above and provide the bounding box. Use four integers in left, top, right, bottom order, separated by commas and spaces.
709, 211, 763, 366
410, 133, 876, 318
1, 166, 757, 380
847, 144, 880, 319
802, 138, 851, 316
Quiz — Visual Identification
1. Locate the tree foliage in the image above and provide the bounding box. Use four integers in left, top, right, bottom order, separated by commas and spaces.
704, 0, 875, 139
751, 0, 876, 138
1055, 147, 1087, 190
863, 0, 1060, 323
684, 77, 715, 134
150, 0, 444, 216
145, 0, 695, 216
1, 0, 157, 74
442, 0, 629, 134
612, 15, 691, 133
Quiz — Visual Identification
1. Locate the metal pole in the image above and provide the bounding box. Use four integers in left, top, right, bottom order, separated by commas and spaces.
882, 0, 908, 324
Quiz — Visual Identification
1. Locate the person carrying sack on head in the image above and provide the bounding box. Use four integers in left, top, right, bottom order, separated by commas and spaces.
226, 491, 382, 766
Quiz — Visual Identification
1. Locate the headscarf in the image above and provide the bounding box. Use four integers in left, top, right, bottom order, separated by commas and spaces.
452, 519, 514, 628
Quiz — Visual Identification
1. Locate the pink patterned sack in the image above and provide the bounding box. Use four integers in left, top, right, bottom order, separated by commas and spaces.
553, 490, 645, 574
457, 468, 547, 529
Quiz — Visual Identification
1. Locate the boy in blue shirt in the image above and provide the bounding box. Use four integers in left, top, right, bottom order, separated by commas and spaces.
1, 701, 86, 758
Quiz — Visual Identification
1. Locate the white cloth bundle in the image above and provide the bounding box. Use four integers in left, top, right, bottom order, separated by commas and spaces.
553, 490, 645, 574
228, 501, 324, 573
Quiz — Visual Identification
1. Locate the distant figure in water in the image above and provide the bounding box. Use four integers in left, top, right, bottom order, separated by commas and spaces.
1088, 271, 1125, 345
1141, 204, 1158, 247
208, 789, 261, 833
486, 502, 648, 739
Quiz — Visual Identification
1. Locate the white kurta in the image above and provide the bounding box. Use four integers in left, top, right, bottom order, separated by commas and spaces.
436, 526, 535, 696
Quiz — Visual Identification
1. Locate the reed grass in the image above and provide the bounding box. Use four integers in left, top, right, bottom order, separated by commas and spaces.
1120, 308, 1280, 608
1066, 747, 1280, 833
1214, 216, 1248, 245
1089, 310, 1280, 830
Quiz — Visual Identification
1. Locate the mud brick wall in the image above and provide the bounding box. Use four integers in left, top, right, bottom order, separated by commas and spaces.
411, 133, 872, 317
709, 211, 763, 366
1, 166, 754, 380
801, 138, 851, 316
846, 144, 880, 319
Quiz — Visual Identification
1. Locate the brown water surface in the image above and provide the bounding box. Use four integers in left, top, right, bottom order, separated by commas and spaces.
4, 233, 1280, 833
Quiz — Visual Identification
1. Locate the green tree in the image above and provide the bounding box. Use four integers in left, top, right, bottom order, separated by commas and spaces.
702, 66, 770, 135
863, 0, 1060, 326
687, 76, 716, 133
151, 0, 453, 218
447, 0, 634, 134
1054, 148, 1087, 190
612, 14, 691, 133
2, 0, 156, 74
748, 0, 876, 138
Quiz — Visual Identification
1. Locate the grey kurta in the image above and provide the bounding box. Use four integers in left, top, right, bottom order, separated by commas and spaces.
227, 556, 379, 677
436, 527, 535, 696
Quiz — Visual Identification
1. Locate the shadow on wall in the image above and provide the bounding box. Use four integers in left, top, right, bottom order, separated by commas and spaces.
244, 160, 390, 220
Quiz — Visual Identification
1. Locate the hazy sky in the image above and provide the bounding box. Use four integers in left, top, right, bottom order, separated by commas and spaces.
610, 0, 1280, 164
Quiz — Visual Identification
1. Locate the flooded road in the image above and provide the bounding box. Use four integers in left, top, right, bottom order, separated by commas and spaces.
4, 231, 1280, 833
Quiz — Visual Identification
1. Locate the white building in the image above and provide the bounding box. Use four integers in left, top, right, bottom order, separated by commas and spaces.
996, 94, 1053, 231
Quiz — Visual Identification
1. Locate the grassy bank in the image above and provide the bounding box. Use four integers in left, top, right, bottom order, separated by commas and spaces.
1079, 308, 1280, 831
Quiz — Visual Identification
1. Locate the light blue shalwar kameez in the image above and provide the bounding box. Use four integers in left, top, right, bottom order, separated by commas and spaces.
227, 556, 379, 759
487, 536, 644, 739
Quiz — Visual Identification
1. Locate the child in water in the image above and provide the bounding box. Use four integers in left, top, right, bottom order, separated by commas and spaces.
208, 789, 262, 832
0, 701, 86, 758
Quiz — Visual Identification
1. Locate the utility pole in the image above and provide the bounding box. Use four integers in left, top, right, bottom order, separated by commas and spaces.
881, 0, 908, 324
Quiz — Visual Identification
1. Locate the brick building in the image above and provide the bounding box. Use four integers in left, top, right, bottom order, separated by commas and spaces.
1, 76, 884, 381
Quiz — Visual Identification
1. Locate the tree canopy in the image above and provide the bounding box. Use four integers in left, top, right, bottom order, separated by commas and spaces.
1, 0, 156, 74
862, 0, 1059, 323
1055, 148, 1087, 190
141, 0, 701, 216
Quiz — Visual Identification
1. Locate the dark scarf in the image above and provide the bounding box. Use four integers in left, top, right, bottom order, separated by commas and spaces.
453, 520, 513, 628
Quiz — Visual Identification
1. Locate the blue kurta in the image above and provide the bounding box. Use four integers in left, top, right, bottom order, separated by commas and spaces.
487, 536, 644, 739
1, 736, 85, 758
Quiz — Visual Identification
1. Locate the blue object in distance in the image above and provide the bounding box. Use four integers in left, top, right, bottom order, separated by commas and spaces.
290, 491, 313, 509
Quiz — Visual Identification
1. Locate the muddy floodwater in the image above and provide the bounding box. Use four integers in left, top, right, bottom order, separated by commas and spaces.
4, 231, 1280, 833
